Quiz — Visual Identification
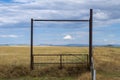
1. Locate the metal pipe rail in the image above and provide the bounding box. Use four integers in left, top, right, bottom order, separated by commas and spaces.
33, 54, 88, 56
33, 19, 89, 22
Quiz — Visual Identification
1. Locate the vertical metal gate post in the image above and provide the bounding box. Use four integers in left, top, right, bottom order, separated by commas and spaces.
30, 18, 34, 70
89, 9, 93, 68
89, 9, 96, 80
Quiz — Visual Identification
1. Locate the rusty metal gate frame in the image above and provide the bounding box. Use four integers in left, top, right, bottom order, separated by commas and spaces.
34, 54, 89, 69
30, 9, 93, 70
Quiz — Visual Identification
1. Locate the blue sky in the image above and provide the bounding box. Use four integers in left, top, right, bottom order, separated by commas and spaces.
0, 0, 120, 45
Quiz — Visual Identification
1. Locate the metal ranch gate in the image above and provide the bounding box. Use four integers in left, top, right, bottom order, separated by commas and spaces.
30, 9, 93, 71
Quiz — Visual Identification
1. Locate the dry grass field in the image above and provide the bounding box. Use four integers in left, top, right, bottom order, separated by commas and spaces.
0, 46, 120, 80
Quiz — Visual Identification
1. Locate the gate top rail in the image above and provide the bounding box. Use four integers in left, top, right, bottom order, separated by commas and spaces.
33, 19, 89, 22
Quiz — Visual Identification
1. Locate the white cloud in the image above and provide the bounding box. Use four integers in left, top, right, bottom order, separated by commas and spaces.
63, 31, 89, 38
0, 0, 120, 27
12, 0, 35, 3
63, 35, 73, 40
94, 10, 109, 20
95, 38, 119, 45
103, 39, 108, 42
0, 0, 120, 45
0, 35, 20, 38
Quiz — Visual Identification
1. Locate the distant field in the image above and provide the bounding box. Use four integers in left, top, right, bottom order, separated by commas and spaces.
0, 46, 120, 80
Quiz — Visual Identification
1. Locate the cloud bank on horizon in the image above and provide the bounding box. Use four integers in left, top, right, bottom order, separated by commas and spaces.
0, 0, 120, 45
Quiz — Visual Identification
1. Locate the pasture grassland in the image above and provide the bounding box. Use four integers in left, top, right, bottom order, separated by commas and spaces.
0, 46, 88, 65
0, 46, 120, 80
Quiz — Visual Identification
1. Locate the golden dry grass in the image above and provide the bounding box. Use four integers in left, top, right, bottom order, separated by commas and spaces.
0, 46, 88, 65
94, 47, 120, 80
0, 46, 120, 80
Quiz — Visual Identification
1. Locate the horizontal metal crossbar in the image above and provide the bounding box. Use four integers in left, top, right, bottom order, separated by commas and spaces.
33, 54, 88, 56
33, 19, 89, 22
34, 62, 86, 64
